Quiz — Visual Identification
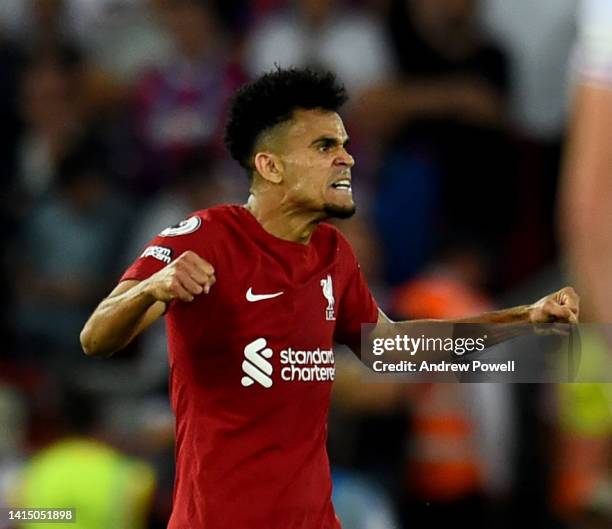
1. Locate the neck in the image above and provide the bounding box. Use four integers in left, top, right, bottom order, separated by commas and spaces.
244, 194, 324, 245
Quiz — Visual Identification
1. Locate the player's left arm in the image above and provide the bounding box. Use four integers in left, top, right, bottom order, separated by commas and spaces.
374, 286, 580, 349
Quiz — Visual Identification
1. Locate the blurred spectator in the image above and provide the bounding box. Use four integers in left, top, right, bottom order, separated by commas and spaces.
557, 1, 612, 499
14, 146, 131, 375
0, 1, 172, 84
0, 386, 27, 522
332, 468, 399, 529
553, 327, 612, 528
130, 0, 245, 195
26, 0, 70, 52
351, 0, 515, 283
0, 0, 26, 38
360, 0, 515, 285
16, 47, 86, 202
481, 0, 577, 284
0, 1, 81, 56
0, 33, 25, 348
560, 0, 612, 322
390, 246, 515, 528
13, 389, 156, 529
355, 0, 508, 137
0, 33, 24, 186
246, 0, 393, 95
390, 244, 492, 319
480, 0, 577, 141
68, 0, 172, 84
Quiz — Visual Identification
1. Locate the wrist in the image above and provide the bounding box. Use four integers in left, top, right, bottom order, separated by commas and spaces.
512, 304, 530, 320
524, 303, 539, 324
494, 304, 532, 324
137, 278, 160, 304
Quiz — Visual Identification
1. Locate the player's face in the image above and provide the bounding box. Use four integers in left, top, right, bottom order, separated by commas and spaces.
278, 109, 355, 219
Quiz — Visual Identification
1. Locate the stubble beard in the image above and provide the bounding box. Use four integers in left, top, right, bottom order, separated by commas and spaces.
323, 202, 357, 219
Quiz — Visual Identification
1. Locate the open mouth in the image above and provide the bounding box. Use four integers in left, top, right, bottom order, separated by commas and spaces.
331, 178, 352, 191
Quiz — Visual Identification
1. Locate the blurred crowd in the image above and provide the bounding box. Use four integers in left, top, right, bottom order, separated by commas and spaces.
0, 1, 610, 529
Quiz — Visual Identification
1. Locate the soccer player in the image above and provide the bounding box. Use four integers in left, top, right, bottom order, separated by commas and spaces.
80, 68, 579, 529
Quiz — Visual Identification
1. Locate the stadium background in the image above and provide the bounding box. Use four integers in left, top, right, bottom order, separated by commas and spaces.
0, 1, 610, 528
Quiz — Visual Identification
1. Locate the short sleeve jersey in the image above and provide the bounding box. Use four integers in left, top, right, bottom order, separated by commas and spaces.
121, 205, 378, 529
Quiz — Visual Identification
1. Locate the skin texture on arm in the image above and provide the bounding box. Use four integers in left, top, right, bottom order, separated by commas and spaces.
560, 83, 612, 322
79, 280, 166, 358
371, 287, 579, 358
80, 251, 216, 358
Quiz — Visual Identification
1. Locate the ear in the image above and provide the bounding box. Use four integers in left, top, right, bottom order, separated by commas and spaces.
253, 152, 283, 184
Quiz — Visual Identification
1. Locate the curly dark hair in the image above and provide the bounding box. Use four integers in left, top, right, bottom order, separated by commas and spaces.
224, 67, 348, 172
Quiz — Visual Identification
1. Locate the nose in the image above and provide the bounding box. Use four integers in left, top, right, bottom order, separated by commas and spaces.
335, 148, 355, 168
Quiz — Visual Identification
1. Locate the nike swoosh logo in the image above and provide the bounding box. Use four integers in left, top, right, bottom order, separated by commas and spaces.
246, 288, 284, 302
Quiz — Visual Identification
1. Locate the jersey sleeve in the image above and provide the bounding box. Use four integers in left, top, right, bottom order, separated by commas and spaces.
334, 237, 379, 353
120, 213, 216, 282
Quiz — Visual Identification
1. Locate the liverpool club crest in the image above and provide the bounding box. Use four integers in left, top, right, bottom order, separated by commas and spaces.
320, 275, 336, 321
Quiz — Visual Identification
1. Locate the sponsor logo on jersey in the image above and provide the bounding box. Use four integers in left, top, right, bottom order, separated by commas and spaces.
245, 287, 284, 302
141, 245, 172, 264
279, 347, 335, 382
320, 274, 336, 321
241, 338, 335, 388
159, 216, 201, 237
241, 338, 274, 388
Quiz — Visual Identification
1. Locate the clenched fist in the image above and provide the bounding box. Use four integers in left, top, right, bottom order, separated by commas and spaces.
529, 286, 580, 325
142, 251, 216, 303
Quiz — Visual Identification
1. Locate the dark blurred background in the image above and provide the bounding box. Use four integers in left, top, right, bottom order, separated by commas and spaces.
0, 1, 610, 529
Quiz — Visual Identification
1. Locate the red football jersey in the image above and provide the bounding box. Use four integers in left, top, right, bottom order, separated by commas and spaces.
121, 205, 378, 529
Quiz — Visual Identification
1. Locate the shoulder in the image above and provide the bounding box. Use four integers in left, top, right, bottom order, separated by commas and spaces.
151, 205, 244, 259
157, 205, 240, 237
192, 204, 250, 236
138, 206, 241, 268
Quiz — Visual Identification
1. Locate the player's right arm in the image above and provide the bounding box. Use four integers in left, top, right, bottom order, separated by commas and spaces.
80, 251, 215, 358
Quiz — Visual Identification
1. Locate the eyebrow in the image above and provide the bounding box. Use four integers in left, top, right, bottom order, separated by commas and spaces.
309, 136, 350, 147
